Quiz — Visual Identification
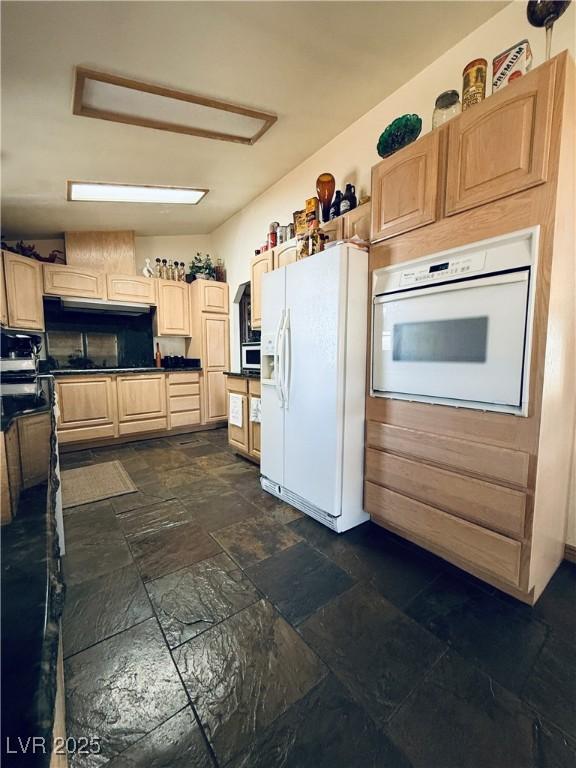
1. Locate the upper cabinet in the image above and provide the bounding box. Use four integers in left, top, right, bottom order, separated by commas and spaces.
250, 252, 273, 329
319, 217, 344, 246
445, 58, 555, 216
155, 280, 190, 336
0, 252, 9, 326
343, 202, 371, 241
43, 264, 105, 299
193, 279, 229, 314
273, 241, 297, 269
107, 274, 157, 304
371, 131, 441, 243
2, 251, 44, 331
65, 230, 136, 274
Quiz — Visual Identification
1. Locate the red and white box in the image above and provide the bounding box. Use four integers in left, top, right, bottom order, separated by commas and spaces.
492, 40, 533, 93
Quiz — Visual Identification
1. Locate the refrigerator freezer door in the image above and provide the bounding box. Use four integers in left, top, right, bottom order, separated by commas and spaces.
283, 249, 346, 516
260, 267, 286, 487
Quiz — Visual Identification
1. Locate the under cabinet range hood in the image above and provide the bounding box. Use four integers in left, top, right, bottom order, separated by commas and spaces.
59, 297, 152, 315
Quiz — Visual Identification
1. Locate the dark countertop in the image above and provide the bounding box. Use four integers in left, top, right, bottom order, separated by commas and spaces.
224, 370, 261, 380
1, 378, 63, 767
1, 381, 52, 432
49, 366, 202, 376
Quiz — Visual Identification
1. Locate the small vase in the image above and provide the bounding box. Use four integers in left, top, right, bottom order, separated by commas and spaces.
316, 173, 336, 223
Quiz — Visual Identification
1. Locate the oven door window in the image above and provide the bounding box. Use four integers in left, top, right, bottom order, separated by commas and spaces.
372, 271, 530, 409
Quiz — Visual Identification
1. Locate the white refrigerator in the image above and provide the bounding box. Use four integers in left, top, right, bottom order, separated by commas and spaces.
260, 244, 369, 533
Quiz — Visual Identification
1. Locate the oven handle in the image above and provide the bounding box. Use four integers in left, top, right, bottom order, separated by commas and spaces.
374, 269, 529, 305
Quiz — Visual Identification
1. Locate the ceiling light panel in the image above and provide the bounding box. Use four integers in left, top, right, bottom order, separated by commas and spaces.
74, 68, 277, 145
68, 182, 208, 204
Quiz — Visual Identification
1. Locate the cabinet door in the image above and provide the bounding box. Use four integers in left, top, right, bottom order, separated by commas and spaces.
18, 412, 51, 489
445, 60, 555, 215
156, 281, 190, 336
319, 218, 344, 247
228, 393, 249, 452
273, 241, 297, 269
107, 274, 156, 304
371, 131, 440, 242
204, 371, 227, 422
56, 376, 117, 443
202, 314, 230, 369
197, 279, 229, 314
343, 202, 371, 241
0, 254, 8, 326
250, 252, 273, 329
117, 374, 167, 422
3, 252, 44, 330
43, 264, 105, 299
2, 421, 21, 522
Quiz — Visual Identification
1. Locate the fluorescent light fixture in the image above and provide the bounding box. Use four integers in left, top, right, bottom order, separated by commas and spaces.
68, 181, 208, 205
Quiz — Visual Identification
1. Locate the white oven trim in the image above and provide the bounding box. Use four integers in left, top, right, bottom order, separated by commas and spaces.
370, 226, 540, 417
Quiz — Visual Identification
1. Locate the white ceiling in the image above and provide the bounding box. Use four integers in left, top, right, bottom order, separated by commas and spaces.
1, 1, 507, 238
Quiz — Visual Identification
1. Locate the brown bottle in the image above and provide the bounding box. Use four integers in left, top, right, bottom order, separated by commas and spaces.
155, 343, 162, 368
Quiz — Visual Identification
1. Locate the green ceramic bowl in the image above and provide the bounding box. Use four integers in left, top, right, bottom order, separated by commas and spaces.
377, 114, 422, 159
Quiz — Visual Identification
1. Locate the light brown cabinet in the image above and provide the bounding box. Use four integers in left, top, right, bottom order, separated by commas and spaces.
155, 280, 190, 336
1, 421, 21, 524
445, 58, 555, 216
2, 251, 44, 330
226, 376, 260, 463
193, 279, 228, 314
65, 230, 136, 274
371, 130, 440, 242
201, 314, 230, 423
0, 253, 8, 326
248, 379, 261, 461
106, 274, 157, 304
250, 252, 273, 329
56, 376, 117, 444
116, 373, 167, 435
319, 217, 344, 246
43, 264, 106, 300
343, 202, 371, 241
167, 372, 201, 428
18, 412, 51, 490
273, 241, 298, 269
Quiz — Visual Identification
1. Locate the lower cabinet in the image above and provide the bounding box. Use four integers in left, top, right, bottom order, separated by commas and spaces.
116, 374, 167, 435
1, 421, 21, 524
56, 376, 117, 444
167, 372, 201, 428
226, 376, 260, 463
18, 412, 51, 489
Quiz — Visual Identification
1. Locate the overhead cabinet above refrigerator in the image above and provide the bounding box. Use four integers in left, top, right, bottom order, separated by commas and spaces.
260, 245, 369, 533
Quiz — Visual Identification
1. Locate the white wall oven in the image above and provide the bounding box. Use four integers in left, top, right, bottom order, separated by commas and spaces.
371, 228, 539, 416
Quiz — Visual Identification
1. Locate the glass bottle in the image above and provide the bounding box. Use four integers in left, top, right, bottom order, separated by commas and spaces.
340, 184, 357, 214
432, 90, 461, 128
154, 258, 162, 278
160, 259, 168, 279
330, 190, 343, 220
316, 173, 336, 223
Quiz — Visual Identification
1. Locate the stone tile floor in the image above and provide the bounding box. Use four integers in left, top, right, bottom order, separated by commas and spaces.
60, 428, 576, 767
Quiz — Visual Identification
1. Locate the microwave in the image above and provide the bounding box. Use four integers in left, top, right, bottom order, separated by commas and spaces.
241, 343, 261, 370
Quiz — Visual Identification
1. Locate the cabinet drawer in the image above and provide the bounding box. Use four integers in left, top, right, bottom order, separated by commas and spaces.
365, 449, 526, 538
226, 377, 248, 394
167, 372, 200, 384
58, 423, 117, 444
366, 421, 530, 487
248, 379, 261, 396
168, 382, 200, 397
43, 265, 105, 299
118, 417, 168, 436
365, 482, 521, 586
169, 395, 200, 413
170, 411, 201, 428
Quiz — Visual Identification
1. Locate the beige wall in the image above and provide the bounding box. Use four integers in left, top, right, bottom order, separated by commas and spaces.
134, 235, 213, 273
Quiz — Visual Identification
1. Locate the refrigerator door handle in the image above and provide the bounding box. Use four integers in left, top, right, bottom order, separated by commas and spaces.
275, 310, 285, 404
283, 310, 291, 410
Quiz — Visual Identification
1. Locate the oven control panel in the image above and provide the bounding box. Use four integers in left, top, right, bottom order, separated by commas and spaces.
398, 252, 486, 287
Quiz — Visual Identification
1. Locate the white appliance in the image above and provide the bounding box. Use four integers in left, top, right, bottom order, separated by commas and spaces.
241, 343, 261, 371
260, 245, 369, 533
372, 227, 539, 416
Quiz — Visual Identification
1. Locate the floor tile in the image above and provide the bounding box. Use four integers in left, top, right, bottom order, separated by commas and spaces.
291, 518, 440, 609
299, 583, 445, 726
405, 572, 548, 693
180, 491, 263, 532
173, 599, 326, 765
523, 632, 576, 739
213, 516, 302, 568
63, 564, 153, 658
386, 650, 576, 768
246, 541, 354, 625
188, 451, 239, 471
531, 562, 576, 642
227, 675, 410, 768
117, 498, 190, 540
110, 485, 176, 515
207, 461, 260, 486
179, 442, 224, 459
146, 553, 260, 648
173, 474, 231, 503
130, 521, 222, 581
62, 505, 133, 586
239, 483, 304, 524
106, 707, 214, 768
65, 618, 188, 767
